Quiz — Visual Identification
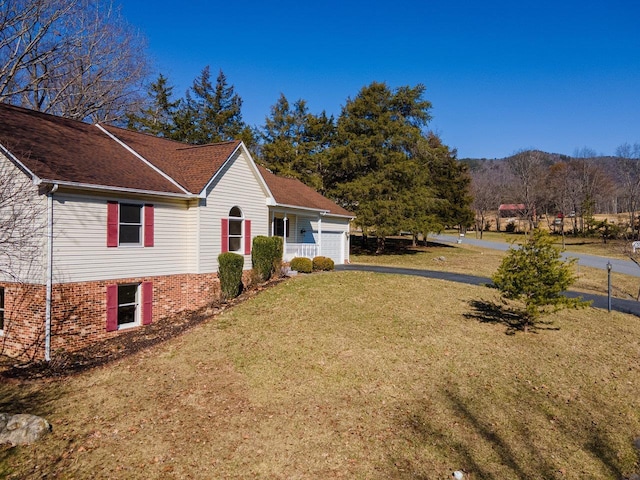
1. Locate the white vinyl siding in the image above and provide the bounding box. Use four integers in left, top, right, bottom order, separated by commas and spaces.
52, 192, 191, 283
198, 150, 269, 272
0, 153, 47, 284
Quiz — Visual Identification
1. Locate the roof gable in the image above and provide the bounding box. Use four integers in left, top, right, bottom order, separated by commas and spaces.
101, 125, 241, 194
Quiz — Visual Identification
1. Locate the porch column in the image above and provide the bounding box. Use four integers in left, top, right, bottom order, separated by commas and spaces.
317, 216, 322, 257
283, 215, 288, 258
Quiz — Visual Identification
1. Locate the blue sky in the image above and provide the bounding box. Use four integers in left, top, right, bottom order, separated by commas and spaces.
121, 1, 640, 159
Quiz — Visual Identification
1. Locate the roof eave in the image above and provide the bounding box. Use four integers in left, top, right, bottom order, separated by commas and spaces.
270, 202, 355, 219
0, 141, 41, 183
35, 179, 198, 200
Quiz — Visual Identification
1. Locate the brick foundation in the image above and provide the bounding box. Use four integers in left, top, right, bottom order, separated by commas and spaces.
0, 273, 221, 361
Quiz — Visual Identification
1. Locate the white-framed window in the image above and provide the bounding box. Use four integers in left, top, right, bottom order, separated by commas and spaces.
119, 203, 142, 245
0, 287, 4, 334
228, 206, 243, 252
117, 284, 139, 328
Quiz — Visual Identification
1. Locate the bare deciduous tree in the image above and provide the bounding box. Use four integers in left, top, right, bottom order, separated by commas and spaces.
471, 162, 503, 238
0, 0, 148, 123
616, 143, 640, 240
506, 150, 547, 232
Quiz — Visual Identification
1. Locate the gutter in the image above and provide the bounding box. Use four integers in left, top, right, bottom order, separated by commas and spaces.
44, 183, 58, 362
270, 202, 355, 220
33, 178, 198, 200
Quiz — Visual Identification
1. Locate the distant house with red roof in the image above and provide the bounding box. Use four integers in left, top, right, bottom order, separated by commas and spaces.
498, 204, 527, 218
0, 103, 353, 360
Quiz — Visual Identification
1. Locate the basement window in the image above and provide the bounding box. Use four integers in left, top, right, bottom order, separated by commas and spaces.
118, 284, 139, 328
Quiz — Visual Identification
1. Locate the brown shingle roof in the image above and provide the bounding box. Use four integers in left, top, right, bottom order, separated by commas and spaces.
0, 103, 354, 217
258, 166, 353, 217
0, 103, 184, 194
101, 125, 240, 193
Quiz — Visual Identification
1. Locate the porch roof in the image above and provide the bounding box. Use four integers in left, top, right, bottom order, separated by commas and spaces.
258, 165, 354, 217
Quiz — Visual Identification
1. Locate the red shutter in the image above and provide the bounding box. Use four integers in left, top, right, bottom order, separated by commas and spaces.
221, 218, 229, 253
107, 202, 118, 247
106, 284, 118, 332
244, 220, 251, 255
144, 204, 154, 247
142, 281, 153, 325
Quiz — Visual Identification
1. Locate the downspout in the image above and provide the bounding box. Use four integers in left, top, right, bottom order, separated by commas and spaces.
44, 184, 58, 362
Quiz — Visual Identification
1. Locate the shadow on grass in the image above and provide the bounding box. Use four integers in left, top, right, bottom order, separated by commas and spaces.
387, 387, 637, 479
464, 300, 560, 335
350, 234, 456, 256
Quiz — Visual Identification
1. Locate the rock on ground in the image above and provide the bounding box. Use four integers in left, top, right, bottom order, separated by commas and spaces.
0, 413, 51, 445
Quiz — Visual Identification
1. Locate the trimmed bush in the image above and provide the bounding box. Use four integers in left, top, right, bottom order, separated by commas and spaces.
312, 256, 335, 271
218, 252, 244, 300
290, 256, 313, 273
251, 235, 277, 282
271, 236, 284, 277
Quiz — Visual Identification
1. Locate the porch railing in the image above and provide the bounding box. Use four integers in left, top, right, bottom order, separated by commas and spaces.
284, 243, 319, 261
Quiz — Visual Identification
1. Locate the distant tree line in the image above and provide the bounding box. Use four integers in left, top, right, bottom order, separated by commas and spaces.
465, 145, 640, 240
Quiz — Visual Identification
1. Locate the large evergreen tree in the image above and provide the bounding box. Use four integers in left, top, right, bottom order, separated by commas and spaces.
174, 66, 254, 146
415, 133, 475, 230
326, 81, 471, 251
259, 94, 334, 192
127, 74, 180, 138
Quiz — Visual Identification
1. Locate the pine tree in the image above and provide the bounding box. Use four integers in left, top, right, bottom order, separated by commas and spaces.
175, 66, 251, 145
414, 133, 475, 230
127, 74, 180, 138
492, 229, 589, 331
259, 94, 334, 192
326, 82, 439, 251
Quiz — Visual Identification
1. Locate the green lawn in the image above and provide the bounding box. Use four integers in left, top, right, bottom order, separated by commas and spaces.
2, 271, 640, 479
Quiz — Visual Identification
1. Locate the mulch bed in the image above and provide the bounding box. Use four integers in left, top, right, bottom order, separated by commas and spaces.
0, 277, 287, 381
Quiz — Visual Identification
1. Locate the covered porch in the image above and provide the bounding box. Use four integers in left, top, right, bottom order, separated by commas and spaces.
270, 209, 324, 261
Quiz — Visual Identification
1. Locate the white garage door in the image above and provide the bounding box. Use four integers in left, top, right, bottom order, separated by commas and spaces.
320, 230, 345, 265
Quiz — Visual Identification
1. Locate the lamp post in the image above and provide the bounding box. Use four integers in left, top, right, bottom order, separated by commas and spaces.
607, 261, 612, 313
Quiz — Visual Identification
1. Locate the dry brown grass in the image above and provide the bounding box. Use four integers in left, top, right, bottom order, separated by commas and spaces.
1, 272, 640, 479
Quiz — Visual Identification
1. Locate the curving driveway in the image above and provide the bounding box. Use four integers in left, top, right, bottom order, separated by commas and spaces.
337, 262, 640, 318
431, 233, 640, 278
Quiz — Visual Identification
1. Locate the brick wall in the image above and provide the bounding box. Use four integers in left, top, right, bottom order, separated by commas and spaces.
0, 283, 47, 360
0, 273, 221, 360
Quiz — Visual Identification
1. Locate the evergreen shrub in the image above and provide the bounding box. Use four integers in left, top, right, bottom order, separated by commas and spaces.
271, 236, 284, 276
218, 252, 244, 300
290, 257, 313, 273
312, 256, 335, 271
252, 236, 283, 281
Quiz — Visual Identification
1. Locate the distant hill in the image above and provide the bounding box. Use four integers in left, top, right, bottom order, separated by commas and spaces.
458, 151, 621, 172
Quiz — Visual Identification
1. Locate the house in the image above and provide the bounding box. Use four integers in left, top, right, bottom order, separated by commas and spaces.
0, 103, 353, 360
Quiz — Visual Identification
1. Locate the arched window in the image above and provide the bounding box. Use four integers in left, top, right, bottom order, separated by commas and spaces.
228, 207, 243, 252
